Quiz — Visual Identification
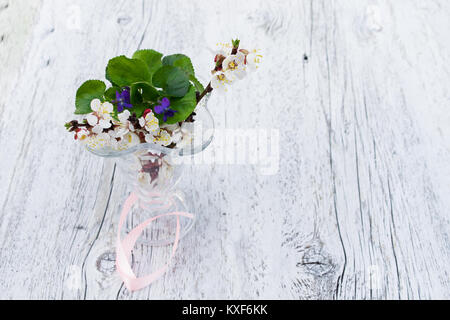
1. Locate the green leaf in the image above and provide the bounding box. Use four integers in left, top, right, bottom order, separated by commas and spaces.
162, 54, 194, 74
129, 83, 161, 117
130, 86, 143, 105
75, 80, 106, 114
132, 49, 163, 80
190, 75, 205, 92
106, 55, 151, 87
104, 86, 120, 101
162, 54, 204, 92
152, 65, 189, 97
130, 82, 160, 104
156, 85, 197, 124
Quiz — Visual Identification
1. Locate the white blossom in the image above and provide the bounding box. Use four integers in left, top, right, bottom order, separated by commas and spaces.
157, 129, 173, 146
245, 50, 263, 71
118, 109, 132, 124
74, 128, 89, 142
161, 123, 181, 144
222, 52, 247, 80
85, 132, 112, 150
145, 129, 172, 147
86, 99, 113, 134
160, 123, 180, 132
118, 132, 140, 150
211, 72, 233, 93
139, 110, 159, 134
108, 126, 128, 139
110, 110, 134, 139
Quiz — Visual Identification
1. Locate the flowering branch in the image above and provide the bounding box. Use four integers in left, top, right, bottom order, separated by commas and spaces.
196, 39, 241, 105
65, 39, 261, 151
65, 120, 91, 132
196, 82, 213, 104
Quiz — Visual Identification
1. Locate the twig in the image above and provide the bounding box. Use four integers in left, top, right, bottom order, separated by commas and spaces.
196, 82, 213, 104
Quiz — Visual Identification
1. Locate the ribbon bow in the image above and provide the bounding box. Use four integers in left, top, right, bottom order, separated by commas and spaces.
115, 192, 194, 291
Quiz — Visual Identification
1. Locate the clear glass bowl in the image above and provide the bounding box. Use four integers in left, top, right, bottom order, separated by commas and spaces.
86, 95, 214, 246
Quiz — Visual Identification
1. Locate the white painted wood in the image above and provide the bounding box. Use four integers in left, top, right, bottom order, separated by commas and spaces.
0, 0, 449, 299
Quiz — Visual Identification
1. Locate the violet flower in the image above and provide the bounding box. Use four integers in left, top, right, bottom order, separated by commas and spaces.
112, 87, 132, 112
154, 97, 177, 122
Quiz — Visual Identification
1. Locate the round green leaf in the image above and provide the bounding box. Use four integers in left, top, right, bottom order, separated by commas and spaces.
132, 50, 163, 79
106, 55, 151, 87
152, 65, 190, 97
163, 54, 204, 92
75, 80, 106, 114
162, 54, 194, 75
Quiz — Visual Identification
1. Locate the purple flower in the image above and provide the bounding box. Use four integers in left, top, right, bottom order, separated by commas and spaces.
112, 87, 132, 112
154, 97, 177, 122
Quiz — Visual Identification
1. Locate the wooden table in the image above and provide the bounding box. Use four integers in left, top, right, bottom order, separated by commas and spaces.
1, 0, 449, 299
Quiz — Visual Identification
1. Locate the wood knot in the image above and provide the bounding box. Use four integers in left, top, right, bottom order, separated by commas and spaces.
117, 16, 132, 25
300, 246, 334, 276
96, 251, 116, 275
247, 6, 290, 37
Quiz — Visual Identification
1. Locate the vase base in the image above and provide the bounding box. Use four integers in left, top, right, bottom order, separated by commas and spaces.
123, 192, 195, 247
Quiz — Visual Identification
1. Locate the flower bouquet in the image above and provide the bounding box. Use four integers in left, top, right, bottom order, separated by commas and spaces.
65, 39, 261, 290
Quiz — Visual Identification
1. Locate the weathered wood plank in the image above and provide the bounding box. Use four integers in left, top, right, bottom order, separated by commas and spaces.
0, 0, 449, 299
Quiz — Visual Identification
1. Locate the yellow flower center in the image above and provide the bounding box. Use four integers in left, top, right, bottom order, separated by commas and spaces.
228, 60, 237, 70
217, 74, 226, 81
99, 106, 109, 115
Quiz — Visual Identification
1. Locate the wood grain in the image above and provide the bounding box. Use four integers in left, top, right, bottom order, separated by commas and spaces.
0, 0, 449, 299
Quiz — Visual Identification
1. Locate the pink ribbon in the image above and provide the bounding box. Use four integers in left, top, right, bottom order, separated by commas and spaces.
115, 192, 194, 291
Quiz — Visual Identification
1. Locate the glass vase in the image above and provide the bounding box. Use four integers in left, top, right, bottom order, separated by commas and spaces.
86, 96, 214, 246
